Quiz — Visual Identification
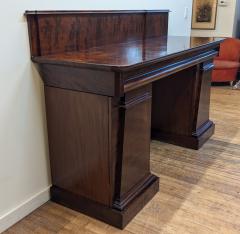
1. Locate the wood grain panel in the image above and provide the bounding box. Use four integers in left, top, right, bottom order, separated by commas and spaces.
25, 10, 169, 56
121, 85, 152, 196
145, 12, 169, 38
45, 86, 111, 205
196, 61, 214, 129
40, 64, 116, 96
151, 66, 197, 136
113, 85, 158, 211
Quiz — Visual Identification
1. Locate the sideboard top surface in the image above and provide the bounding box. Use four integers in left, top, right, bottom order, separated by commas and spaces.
32, 36, 223, 71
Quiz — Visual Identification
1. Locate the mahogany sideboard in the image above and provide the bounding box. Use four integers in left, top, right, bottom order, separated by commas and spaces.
25, 10, 223, 229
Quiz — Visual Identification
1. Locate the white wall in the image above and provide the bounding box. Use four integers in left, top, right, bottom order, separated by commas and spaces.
160, 0, 193, 36
192, 0, 238, 37
0, 0, 192, 232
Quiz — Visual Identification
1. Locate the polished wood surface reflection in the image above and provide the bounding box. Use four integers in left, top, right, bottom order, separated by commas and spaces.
32, 36, 221, 70
25, 10, 223, 228
25, 10, 169, 57
5, 87, 240, 234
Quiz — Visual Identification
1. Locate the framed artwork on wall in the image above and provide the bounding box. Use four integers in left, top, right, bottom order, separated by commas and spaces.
192, 0, 218, 30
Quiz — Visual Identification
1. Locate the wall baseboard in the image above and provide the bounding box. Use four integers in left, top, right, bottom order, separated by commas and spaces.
0, 187, 50, 233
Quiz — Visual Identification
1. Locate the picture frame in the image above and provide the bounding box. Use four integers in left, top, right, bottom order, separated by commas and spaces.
192, 0, 218, 30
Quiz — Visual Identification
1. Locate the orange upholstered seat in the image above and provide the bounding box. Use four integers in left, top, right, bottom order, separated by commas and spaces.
214, 60, 240, 69
212, 38, 240, 83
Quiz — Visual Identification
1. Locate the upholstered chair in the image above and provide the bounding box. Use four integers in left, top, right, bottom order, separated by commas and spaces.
212, 38, 240, 85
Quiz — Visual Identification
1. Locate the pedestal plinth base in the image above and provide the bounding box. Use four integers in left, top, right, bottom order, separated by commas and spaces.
152, 121, 215, 150
51, 175, 159, 229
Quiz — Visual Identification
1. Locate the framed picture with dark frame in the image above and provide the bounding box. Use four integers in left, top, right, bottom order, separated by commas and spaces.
192, 0, 218, 30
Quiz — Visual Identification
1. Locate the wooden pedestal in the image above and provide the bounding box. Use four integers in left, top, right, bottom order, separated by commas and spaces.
45, 84, 158, 229
151, 62, 215, 149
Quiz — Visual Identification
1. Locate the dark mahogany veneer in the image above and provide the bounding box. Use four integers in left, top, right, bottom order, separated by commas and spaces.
25, 10, 223, 229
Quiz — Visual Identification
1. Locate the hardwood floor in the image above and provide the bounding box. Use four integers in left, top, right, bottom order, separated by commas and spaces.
4, 87, 240, 234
